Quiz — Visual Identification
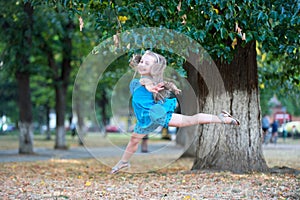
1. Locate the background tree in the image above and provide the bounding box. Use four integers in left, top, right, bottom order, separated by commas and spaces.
31, 73, 55, 139
41, 8, 74, 149
0, 1, 35, 154
31, 0, 111, 147
258, 50, 300, 116
95, 56, 131, 131
33, 1, 95, 148
0, 0, 100, 151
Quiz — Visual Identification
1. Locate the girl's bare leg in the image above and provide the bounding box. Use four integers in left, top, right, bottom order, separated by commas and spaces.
111, 133, 146, 173
168, 113, 236, 127
121, 133, 147, 162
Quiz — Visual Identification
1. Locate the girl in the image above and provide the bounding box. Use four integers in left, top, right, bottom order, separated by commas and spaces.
111, 50, 240, 174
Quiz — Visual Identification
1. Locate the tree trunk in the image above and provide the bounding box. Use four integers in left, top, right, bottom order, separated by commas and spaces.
16, 72, 34, 154
45, 104, 51, 140
101, 89, 109, 129
16, 2, 34, 154
54, 86, 68, 149
176, 59, 202, 157
53, 20, 74, 149
185, 41, 268, 173
73, 84, 86, 145
98, 89, 109, 136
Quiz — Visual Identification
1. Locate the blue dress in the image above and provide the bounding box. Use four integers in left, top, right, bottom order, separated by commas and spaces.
130, 79, 177, 134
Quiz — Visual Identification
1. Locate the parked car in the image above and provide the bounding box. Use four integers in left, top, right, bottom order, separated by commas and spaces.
285, 121, 300, 139
105, 125, 120, 133
1, 124, 16, 133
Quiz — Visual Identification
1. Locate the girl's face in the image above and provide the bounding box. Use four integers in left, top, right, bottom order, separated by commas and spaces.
137, 54, 156, 76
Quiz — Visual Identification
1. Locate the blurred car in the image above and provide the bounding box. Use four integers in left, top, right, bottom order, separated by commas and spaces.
1, 124, 16, 134
285, 121, 300, 138
161, 127, 177, 140
286, 121, 300, 133
105, 125, 120, 133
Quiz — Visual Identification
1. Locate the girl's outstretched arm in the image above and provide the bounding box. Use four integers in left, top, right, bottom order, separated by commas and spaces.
140, 78, 164, 93
163, 81, 181, 95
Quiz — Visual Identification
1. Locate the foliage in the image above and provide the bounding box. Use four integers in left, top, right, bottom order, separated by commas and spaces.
80, 1, 299, 57
70, 0, 300, 96
0, 1, 34, 73
0, 0, 36, 126
258, 47, 300, 116
254, 0, 299, 112
1, 0, 299, 129
0, 0, 108, 126
0, 67, 18, 121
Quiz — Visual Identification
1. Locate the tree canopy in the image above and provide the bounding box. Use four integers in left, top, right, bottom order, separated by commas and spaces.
80, 0, 300, 114
0, 0, 299, 129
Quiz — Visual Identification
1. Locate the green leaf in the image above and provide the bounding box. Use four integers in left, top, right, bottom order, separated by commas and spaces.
220, 28, 227, 39
258, 11, 264, 21
193, 30, 206, 42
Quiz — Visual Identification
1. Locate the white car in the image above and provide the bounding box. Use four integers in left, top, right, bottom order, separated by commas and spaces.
285, 121, 300, 138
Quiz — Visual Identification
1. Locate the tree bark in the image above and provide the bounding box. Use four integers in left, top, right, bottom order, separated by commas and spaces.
183, 41, 268, 173
54, 85, 68, 149
16, 72, 34, 154
176, 58, 202, 157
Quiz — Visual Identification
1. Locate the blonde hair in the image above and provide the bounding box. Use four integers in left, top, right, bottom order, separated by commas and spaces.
145, 50, 166, 84
130, 51, 166, 80
129, 50, 180, 102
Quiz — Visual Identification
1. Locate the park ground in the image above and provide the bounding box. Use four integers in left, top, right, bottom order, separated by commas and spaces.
0, 133, 299, 199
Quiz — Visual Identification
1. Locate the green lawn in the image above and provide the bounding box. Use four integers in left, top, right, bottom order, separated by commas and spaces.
0, 131, 166, 150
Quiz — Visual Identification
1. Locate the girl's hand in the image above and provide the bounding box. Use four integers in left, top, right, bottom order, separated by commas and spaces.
164, 81, 181, 95
146, 82, 164, 93
173, 88, 182, 95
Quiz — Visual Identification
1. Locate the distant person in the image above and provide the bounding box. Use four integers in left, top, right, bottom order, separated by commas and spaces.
70, 122, 76, 138
271, 120, 279, 144
141, 135, 148, 153
69, 115, 76, 138
292, 125, 299, 139
262, 115, 270, 144
282, 122, 287, 142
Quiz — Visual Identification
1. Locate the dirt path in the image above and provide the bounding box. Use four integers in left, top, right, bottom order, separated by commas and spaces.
1, 139, 299, 171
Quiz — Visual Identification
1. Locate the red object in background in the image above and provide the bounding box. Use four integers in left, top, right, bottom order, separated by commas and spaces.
274, 112, 292, 125
105, 125, 120, 133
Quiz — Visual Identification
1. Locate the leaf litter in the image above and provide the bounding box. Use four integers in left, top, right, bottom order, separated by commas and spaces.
0, 157, 299, 199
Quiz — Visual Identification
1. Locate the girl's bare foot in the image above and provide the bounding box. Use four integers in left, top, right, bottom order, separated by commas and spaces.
218, 110, 240, 125
111, 160, 130, 174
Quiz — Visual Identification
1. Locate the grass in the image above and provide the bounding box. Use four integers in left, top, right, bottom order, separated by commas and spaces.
0, 131, 167, 150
